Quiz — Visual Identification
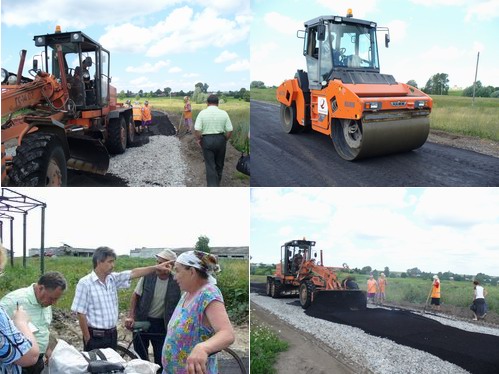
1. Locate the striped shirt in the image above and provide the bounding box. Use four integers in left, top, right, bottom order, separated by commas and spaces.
0, 284, 51, 353
71, 271, 131, 329
0, 307, 32, 374
194, 105, 233, 135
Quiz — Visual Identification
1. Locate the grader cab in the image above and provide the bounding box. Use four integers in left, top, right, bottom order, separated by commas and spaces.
1, 27, 135, 186
266, 239, 366, 312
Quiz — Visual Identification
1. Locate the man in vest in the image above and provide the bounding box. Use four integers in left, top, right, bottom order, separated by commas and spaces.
367, 273, 378, 304
431, 275, 441, 311
124, 249, 180, 369
141, 101, 153, 133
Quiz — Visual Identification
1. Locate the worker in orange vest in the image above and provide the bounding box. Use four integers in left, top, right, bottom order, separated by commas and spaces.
431, 275, 441, 311
141, 100, 152, 133
367, 273, 378, 304
377, 273, 387, 304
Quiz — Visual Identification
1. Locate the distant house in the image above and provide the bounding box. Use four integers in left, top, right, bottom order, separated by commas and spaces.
130, 246, 249, 260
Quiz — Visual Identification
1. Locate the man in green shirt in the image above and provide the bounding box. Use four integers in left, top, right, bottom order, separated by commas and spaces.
0, 271, 66, 374
194, 94, 233, 186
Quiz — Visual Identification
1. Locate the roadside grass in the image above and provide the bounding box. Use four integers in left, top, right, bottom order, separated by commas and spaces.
134, 97, 250, 152
250, 322, 288, 374
252, 271, 497, 312
250, 88, 499, 141
250, 87, 278, 103
430, 95, 499, 141
0, 257, 249, 325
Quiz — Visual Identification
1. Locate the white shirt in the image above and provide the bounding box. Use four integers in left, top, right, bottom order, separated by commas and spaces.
475, 285, 485, 299
71, 270, 131, 329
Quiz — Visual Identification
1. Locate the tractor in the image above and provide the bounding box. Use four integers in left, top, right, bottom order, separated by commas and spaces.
266, 239, 366, 312
276, 9, 433, 160
1, 26, 136, 186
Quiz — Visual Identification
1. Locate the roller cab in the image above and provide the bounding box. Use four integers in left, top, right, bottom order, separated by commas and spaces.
276, 10, 433, 160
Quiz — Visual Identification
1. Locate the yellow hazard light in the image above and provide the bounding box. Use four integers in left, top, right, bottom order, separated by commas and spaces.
55, 25, 61, 33
347, 9, 353, 18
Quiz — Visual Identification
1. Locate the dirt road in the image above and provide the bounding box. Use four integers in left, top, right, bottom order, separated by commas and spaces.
67, 111, 249, 187
251, 303, 357, 374
251, 100, 499, 186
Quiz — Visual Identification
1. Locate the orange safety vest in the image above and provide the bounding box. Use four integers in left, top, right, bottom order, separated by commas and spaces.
142, 105, 152, 121
367, 279, 377, 293
378, 278, 386, 292
184, 102, 192, 119
431, 280, 441, 298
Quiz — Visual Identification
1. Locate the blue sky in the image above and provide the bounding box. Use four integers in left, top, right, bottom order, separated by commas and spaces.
2, 188, 249, 256
251, 188, 499, 276
1, 0, 250, 93
251, 0, 499, 89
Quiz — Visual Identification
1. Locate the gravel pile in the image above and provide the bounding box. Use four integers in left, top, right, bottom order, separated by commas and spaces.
252, 294, 480, 374
107, 135, 187, 186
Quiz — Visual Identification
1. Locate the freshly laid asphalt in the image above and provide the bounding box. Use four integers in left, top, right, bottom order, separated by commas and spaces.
251, 283, 499, 373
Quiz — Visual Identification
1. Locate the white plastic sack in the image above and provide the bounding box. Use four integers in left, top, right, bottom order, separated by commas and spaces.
46, 339, 125, 374
124, 359, 160, 374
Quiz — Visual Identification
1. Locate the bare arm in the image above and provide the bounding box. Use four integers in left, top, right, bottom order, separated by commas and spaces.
186, 301, 235, 373
225, 131, 232, 140
130, 260, 172, 280
124, 292, 140, 330
12, 308, 40, 367
76, 313, 91, 344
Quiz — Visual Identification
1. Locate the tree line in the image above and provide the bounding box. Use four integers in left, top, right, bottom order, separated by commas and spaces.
251, 263, 498, 285
407, 74, 499, 98
118, 82, 250, 102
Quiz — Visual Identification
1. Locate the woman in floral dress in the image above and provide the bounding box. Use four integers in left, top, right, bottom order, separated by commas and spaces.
161, 251, 234, 374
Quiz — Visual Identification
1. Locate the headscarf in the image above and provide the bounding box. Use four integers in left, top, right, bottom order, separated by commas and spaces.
176, 250, 221, 284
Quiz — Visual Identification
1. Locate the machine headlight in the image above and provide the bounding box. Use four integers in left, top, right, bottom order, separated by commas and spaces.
7, 75, 17, 85
72, 33, 82, 42
34, 36, 45, 46
1, 68, 8, 84
415, 100, 426, 108
83, 71, 90, 80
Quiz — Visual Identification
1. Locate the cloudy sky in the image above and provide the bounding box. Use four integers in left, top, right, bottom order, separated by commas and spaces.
1, 0, 250, 93
1, 188, 249, 256
251, 0, 499, 89
251, 188, 499, 277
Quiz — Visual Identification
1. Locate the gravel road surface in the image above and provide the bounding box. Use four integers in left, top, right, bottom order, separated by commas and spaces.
251, 100, 499, 186
251, 283, 499, 374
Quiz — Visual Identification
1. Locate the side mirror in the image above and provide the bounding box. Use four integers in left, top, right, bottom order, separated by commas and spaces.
385, 33, 390, 48
32, 58, 38, 71
317, 24, 326, 41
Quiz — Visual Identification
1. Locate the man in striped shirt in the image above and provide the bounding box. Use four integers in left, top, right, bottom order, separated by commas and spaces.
71, 247, 172, 351
194, 94, 233, 187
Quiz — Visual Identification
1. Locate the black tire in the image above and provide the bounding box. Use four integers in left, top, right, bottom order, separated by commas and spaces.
331, 118, 363, 161
106, 116, 127, 154
265, 278, 272, 296
115, 342, 139, 361
221, 347, 247, 374
9, 132, 67, 186
270, 280, 282, 299
126, 116, 135, 147
280, 103, 301, 134
299, 280, 315, 309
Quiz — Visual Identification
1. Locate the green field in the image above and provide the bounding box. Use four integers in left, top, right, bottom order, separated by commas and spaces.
251, 273, 497, 312
250, 87, 499, 141
0, 256, 249, 324
133, 97, 250, 152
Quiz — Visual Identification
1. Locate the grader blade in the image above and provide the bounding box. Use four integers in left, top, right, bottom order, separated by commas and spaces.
308, 290, 367, 314
66, 136, 110, 175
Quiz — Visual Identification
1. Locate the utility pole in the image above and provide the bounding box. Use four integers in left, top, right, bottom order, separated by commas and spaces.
472, 52, 480, 107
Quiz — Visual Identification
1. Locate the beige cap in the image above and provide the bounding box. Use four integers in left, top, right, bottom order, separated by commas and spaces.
155, 249, 177, 261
